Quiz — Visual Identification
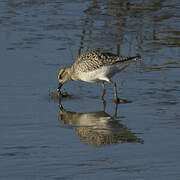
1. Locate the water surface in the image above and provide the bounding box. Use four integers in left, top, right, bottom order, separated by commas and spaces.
0, 0, 180, 179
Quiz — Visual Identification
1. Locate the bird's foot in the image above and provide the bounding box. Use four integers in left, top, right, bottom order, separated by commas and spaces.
114, 98, 132, 104
100, 95, 105, 101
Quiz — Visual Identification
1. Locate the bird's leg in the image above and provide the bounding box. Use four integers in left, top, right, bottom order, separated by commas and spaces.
100, 82, 107, 110
110, 80, 119, 103
102, 100, 106, 111
100, 82, 106, 100
110, 80, 132, 104
114, 102, 118, 117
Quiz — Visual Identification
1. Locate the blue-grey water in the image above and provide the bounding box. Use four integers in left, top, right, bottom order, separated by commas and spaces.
0, 0, 180, 179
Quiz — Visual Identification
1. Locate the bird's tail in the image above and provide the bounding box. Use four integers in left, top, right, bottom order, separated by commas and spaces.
117, 54, 141, 63
131, 54, 141, 61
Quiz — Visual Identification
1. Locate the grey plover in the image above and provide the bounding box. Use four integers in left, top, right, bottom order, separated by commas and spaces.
57, 51, 141, 103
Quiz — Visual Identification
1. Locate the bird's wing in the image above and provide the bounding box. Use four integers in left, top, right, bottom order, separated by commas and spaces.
73, 51, 139, 72
73, 52, 104, 72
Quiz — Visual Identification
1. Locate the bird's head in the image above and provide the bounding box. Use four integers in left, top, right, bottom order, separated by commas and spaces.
57, 66, 72, 90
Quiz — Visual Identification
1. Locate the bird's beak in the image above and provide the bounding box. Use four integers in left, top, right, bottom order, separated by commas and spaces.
57, 83, 63, 92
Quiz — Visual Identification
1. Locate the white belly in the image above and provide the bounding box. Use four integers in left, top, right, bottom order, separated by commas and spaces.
77, 62, 130, 83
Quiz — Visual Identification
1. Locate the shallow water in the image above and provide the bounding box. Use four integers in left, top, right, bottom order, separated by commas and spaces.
0, 0, 180, 179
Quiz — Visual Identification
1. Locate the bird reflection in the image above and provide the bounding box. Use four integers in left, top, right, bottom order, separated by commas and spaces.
58, 101, 143, 147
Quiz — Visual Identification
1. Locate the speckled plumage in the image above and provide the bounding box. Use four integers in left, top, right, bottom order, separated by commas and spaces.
72, 51, 140, 73
57, 51, 141, 103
